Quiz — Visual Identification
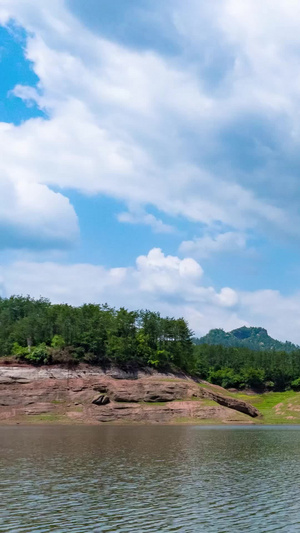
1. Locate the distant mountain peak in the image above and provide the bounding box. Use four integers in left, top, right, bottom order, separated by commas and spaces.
194, 326, 298, 352
231, 326, 268, 340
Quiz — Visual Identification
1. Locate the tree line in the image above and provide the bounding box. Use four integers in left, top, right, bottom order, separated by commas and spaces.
2, 296, 300, 391
194, 344, 300, 391
0, 296, 194, 371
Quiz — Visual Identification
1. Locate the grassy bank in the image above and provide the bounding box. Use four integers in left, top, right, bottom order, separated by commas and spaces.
199, 383, 300, 424
243, 391, 300, 424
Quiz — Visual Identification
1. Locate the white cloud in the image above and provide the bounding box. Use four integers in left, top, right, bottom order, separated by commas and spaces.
0, 0, 299, 251
117, 209, 174, 234
0, 247, 233, 316
239, 289, 300, 345
179, 231, 247, 259
1, 0, 300, 344
2, 247, 300, 343
0, 148, 78, 248
135, 248, 203, 294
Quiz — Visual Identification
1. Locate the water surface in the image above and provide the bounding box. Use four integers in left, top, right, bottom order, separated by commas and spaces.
1, 425, 300, 532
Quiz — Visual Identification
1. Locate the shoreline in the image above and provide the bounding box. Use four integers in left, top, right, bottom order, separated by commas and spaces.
1, 420, 300, 427
1, 364, 300, 426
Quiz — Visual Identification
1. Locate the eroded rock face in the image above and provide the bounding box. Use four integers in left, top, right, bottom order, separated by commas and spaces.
93, 378, 260, 418
0, 365, 260, 424
93, 379, 199, 403
94, 402, 246, 424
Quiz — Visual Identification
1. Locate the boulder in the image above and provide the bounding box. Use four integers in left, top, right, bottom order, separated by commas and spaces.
198, 387, 260, 418
92, 394, 110, 406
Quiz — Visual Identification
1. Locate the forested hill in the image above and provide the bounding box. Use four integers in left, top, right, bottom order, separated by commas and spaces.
194, 326, 298, 353
0, 296, 194, 371
2, 296, 300, 391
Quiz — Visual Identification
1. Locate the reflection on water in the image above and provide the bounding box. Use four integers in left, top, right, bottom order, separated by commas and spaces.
1, 425, 300, 532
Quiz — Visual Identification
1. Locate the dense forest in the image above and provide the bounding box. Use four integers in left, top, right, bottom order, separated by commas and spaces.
194, 344, 300, 392
2, 296, 300, 392
0, 296, 194, 371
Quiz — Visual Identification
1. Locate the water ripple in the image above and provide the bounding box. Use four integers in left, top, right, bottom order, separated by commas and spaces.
1, 426, 300, 532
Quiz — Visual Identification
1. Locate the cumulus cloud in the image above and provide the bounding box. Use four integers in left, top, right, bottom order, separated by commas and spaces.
0, 247, 235, 314
0, 247, 243, 341
2, 247, 300, 343
0, 153, 78, 249
135, 248, 203, 294
0, 248, 206, 304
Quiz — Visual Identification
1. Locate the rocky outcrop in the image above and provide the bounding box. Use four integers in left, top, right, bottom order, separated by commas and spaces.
0, 365, 138, 384
93, 378, 260, 418
94, 402, 249, 424
0, 365, 260, 424
197, 387, 260, 418
94, 379, 199, 403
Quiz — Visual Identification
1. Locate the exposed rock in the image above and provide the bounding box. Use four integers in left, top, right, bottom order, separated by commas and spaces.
198, 385, 260, 418
94, 401, 253, 424
0, 365, 174, 383
0, 364, 260, 424
92, 378, 260, 418
93, 379, 198, 403
110, 369, 138, 380
23, 404, 54, 415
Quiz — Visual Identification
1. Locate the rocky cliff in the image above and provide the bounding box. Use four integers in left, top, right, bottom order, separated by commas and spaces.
0, 365, 260, 425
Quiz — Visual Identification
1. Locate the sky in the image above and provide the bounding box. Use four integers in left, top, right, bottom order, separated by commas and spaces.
1, 0, 300, 342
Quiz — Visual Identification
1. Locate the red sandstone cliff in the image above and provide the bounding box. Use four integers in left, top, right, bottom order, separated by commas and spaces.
0, 365, 260, 425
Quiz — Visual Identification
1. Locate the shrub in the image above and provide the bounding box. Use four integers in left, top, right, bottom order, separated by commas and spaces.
265, 381, 275, 391
241, 368, 265, 391
25, 343, 50, 365
12, 342, 29, 359
50, 347, 79, 365
208, 368, 242, 389
51, 335, 65, 349
291, 378, 300, 391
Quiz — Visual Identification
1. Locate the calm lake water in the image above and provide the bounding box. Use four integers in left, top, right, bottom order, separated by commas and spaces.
1, 425, 300, 532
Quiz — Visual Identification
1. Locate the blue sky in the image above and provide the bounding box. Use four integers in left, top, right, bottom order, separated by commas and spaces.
0, 24, 44, 124
1, 0, 300, 341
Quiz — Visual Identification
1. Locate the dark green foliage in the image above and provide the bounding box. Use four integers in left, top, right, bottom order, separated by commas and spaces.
208, 368, 242, 389
194, 343, 300, 391
0, 296, 194, 372
194, 326, 298, 352
3, 295, 300, 390
291, 378, 300, 391
241, 367, 265, 390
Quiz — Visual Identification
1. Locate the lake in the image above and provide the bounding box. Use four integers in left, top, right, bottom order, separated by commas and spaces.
1, 425, 300, 532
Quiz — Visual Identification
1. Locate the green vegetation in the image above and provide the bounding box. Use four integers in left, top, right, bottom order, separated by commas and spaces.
194, 326, 300, 392
234, 390, 300, 424
26, 413, 67, 423
197, 382, 300, 424
0, 295, 194, 372
195, 326, 297, 352
3, 295, 300, 394
194, 343, 300, 391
